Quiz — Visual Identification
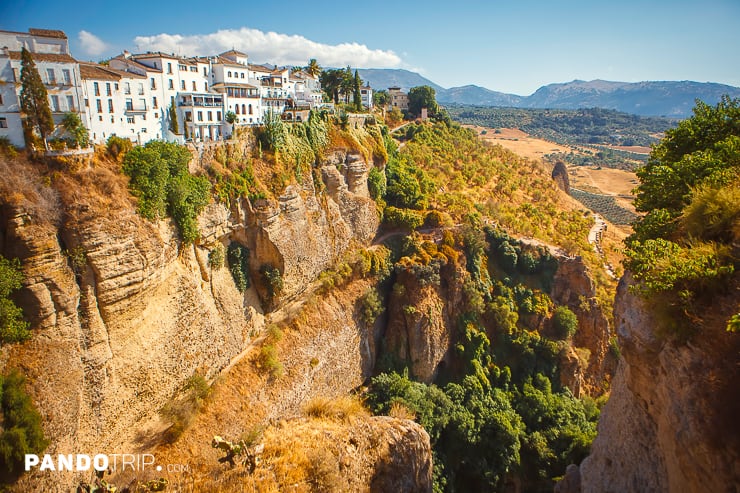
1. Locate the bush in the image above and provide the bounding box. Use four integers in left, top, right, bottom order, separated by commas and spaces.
359, 288, 384, 326
208, 243, 225, 269
106, 134, 133, 160
552, 306, 578, 339
258, 344, 283, 378
260, 265, 283, 303
161, 372, 211, 443
227, 243, 250, 292
368, 165, 387, 200
0, 370, 48, 479
0, 256, 30, 345
383, 206, 424, 231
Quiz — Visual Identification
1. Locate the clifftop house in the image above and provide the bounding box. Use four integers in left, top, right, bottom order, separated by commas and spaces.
0, 28, 327, 148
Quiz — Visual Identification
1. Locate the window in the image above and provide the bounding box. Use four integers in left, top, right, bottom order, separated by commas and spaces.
62, 69, 71, 85
181, 80, 185, 90
235, 105, 239, 115
203, 67, 207, 76
94, 82, 100, 96
106, 82, 111, 96
127, 116, 135, 124
124, 82, 130, 94
248, 104, 253, 115
167, 63, 172, 74
67, 95, 75, 111
207, 111, 212, 121
197, 111, 203, 121
108, 99, 114, 113
192, 81, 196, 91
178, 64, 186, 72
0, 118, 7, 128
152, 97, 158, 109
114, 83, 119, 90
168, 79, 174, 89
12, 68, 19, 82
98, 115, 103, 121
228, 71, 232, 78
139, 98, 146, 110
0, 94, 3, 104
204, 82, 208, 91
150, 77, 156, 89
50, 95, 59, 112
110, 116, 114, 123
189, 66, 197, 72
125, 98, 133, 110
84, 98, 88, 107
46, 68, 56, 84
142, 127, 147, 133
217, 111, 222, 121
138, 83, 144, 95
96, 99, 102, 113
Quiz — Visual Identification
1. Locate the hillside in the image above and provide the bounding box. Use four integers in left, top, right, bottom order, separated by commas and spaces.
359, 68, 740, 117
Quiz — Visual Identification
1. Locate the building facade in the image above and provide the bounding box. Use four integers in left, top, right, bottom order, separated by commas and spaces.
0, 28, 84, 148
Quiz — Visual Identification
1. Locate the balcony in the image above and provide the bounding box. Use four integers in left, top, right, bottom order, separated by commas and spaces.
179, 95, 223, 108
124, 104, 147, 113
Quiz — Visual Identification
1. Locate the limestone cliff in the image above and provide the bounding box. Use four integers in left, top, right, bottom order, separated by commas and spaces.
0, 146, 379, 490
569, 274, 740, 492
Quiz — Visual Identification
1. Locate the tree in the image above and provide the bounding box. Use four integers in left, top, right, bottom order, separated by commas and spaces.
374, 90, 390, 109
353, 70, 363, 111
305, 58, 321, 78
168, 96, 179, 135
408, 85, 439, 118
0, 256, 30, 345
0, 370, 49, 480
340, 66, 354, 104
19, 47, 54, 149
552, 306, 578, 339
319, 69, 343, 104
61, 112, 89, 148
225, 111, 237, 125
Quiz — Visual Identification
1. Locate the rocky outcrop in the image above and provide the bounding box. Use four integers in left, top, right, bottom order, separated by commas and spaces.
383, 259, 464, 383
568, 274, 740, 493
551, 255, 614, 395
242, 150, 379, 303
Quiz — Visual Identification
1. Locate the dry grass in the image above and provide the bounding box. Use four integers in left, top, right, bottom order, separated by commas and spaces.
0, 152, 62, 226
466, 125, 577, 160
388, 401, 417, 421
303, 395, 369, 423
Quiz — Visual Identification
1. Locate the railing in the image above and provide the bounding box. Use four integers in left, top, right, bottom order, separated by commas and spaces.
124, 105, 147, 113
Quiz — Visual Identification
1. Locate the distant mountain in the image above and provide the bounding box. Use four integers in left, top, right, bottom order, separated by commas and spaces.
438, 85, 523, 107
521, 79, 740, 117
357, 69, 444, 93
358, 69, 740, 118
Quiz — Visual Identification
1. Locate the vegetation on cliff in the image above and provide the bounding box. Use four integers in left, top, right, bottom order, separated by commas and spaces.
625, 96, 739, 335
0, 256, 30, 344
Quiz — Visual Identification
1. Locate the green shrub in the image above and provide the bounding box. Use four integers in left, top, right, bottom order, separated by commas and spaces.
227, 243, 250, 292
552, 306, 578, 339
359, 288, 384, 325
383, 206, 424, 230
0, 370, 48, 478
0, 256, 30, 345
106, 134, 133, 159
368, 165, 387, 200
258, 344, 283, 378
260, 265, 283, 302
208, 244, 225, 269
161, 372, 211, 443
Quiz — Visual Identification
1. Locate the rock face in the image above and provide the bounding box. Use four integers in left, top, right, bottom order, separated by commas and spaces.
383, 259, 464, 383
0, 148, 379, 490
242, 150, 379, 302
573, 274, 740, 493
551, 255, 614, 395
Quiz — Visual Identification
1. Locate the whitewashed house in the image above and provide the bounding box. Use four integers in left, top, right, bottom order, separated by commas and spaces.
360, 85, 373, 109
79, 63, 160, 144
211, 51, 262, 126
0, 28, 84, 148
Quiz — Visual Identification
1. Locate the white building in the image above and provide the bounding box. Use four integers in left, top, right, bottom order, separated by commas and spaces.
360, 85, 373, 109
211, 51, 262, 126
0, 28, 84, 148
79, 62, 161, 144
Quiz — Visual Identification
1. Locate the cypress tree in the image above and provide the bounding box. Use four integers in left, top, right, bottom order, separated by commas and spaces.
169, 97, 179, 135
19, 47, 54, 149
353, 70, 362, 111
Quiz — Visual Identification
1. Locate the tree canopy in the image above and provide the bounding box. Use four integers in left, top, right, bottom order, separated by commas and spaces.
408, 85, 439, 118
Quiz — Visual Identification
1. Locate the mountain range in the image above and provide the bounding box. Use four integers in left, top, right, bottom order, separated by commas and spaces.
357, 69, 740, 117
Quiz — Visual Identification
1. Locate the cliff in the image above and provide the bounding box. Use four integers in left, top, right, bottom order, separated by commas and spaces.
566, 274, 740, 492
0, 145, 379, 490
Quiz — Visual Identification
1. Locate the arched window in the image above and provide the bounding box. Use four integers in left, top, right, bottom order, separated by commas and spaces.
248, 104, 253, 115
228, 71, 232, 77
235, 105, 239, 114
241, 104, 246, 114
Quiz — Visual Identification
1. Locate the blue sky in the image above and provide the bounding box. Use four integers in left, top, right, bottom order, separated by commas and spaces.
3, 0, 739, 94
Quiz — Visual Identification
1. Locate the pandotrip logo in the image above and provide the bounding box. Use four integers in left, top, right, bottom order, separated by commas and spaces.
24, 454, 190, 473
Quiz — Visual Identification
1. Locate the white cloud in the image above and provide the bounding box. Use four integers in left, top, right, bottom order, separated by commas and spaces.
78, 30, 109, 57
132, 27, 402, 68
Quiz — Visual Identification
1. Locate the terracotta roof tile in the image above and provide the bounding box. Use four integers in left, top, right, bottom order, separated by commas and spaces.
28, 28, 67, 39
7, 50, 76, 63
